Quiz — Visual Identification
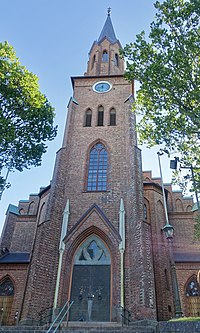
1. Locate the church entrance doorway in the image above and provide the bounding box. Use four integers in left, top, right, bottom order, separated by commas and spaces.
69, 236, 111, 322
185, 276, 200, 316
0, 277, 14, 325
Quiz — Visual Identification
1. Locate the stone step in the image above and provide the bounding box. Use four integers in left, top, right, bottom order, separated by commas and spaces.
0, 321, 158, 333
0, 326, 156, 333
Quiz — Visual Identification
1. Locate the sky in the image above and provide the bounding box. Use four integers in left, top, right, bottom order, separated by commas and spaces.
0, 0, 177, 232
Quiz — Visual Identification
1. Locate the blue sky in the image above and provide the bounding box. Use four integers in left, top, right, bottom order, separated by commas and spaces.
0, 0, 175, 231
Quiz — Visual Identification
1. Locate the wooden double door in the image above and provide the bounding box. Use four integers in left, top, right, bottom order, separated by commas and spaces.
70, 265, 110, 321
69, 236, 111, 322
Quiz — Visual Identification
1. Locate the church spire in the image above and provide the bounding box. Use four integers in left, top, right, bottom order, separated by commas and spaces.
85, 9, 124, 76
98, 8, 118, 44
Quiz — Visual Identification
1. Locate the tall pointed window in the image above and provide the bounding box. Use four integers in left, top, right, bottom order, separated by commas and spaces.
102, 50, 108, 62
97, 106, 104, 126
87, 143, 108, 191
114, 53, 119, 67
85, 109, 92, 127
109, 108, 116, 126
92, 55, 96, 69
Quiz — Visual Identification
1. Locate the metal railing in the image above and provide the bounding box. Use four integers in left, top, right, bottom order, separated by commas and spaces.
121, 306, 131, 326
46, 300, 74, 333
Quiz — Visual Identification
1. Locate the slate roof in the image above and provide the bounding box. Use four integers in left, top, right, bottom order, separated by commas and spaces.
98, 14, 118, 44
6, 204, 19, 215
0, 252, 30, 263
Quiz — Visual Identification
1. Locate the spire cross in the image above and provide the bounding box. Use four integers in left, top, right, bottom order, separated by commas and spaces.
107, 7, 111, 16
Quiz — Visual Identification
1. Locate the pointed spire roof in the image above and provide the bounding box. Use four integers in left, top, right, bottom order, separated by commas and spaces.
98, 8, 118, 44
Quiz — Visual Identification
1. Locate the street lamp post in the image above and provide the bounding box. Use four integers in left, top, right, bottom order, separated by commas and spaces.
157, 152, 183, 318
162, 224, 183, 317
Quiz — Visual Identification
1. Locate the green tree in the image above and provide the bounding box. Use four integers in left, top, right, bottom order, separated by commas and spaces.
122, 0, 200, 193
0, 41, 57, 198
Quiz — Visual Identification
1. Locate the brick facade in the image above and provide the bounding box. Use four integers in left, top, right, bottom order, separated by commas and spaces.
0, 13, 199, 326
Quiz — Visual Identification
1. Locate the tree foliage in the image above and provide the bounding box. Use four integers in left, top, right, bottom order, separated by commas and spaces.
0, 41, 57, 195
122, 0, 200, 192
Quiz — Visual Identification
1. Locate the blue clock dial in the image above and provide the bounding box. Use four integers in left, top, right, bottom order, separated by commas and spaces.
93, 81, 112, 93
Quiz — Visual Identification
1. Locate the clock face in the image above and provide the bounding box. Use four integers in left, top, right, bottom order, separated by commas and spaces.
93, 81, 112, 93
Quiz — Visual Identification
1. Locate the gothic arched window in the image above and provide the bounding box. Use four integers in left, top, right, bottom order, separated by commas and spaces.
0, 277, 14, 325
102, 50, 108, 62
0, 278, 14, 296
92, 55, 96, 69
87, 143, 108, 191
85, 109, 92, 127
114, 53, 119, 66
97, 106, 104, 126
186, 276, 200, 297
109, 108, 116, 126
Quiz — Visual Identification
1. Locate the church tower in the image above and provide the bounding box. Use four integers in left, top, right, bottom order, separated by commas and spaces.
20, 10, 157, 323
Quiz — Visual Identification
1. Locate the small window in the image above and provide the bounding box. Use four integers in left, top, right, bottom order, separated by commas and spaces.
114, 53, 119, 66
109, 108, 116, 126
85, 109, 92, 127
92, 55, 96, 69
102, 50, 108, 62
97, 106, 104, 126
144, 204, 147, 220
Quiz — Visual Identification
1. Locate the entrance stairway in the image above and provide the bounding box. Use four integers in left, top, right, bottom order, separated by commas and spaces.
0, 320, 159, 333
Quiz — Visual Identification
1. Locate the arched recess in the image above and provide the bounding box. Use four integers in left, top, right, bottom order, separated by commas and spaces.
0, 276, 15, 325
28, 201, 35, 215
19, 208, 25, 215
186, 205, 192, 212
185, 275, 200, 317
38, 203, 46, 225
176, 198, 184, 212
144, 177, 151, 182
69, 234, 111, 322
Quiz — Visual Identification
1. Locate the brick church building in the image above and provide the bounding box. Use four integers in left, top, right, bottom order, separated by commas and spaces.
0, 12, 199, 326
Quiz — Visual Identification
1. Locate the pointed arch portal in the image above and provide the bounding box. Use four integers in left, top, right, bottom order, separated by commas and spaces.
69, 235, 111, 321
0, 277, 14, 325
185, 275, 200, 317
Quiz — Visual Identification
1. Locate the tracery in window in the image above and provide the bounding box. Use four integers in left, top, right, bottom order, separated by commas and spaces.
74, 236, 110, 265
87, 143, 107, 191
85, 109, 92, 127
97, 106, 104, 126
0, 278, 14, 296
102, 50, 108, 62
109, 108, 116, 126
186, 276, 200, 296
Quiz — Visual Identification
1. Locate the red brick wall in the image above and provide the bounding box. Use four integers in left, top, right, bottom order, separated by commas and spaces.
0, 264, 28, 325
21, 75, 156, 322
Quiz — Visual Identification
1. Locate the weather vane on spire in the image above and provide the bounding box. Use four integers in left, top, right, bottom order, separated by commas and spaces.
107, 7, 111, 16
